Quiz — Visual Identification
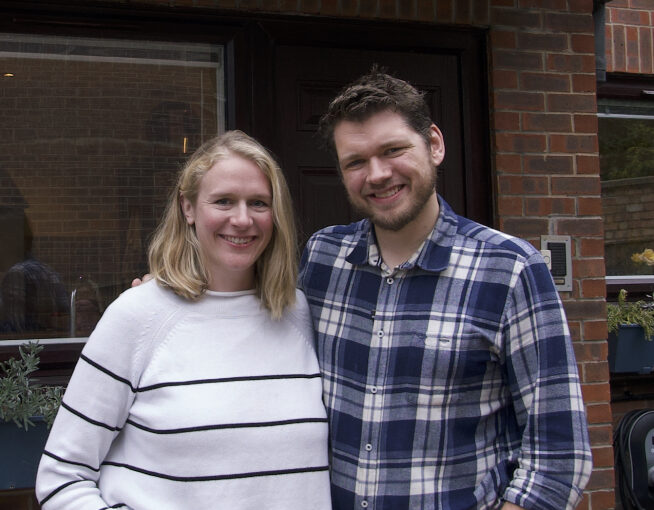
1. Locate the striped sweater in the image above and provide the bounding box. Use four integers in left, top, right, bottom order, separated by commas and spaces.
36, 281, 331, 510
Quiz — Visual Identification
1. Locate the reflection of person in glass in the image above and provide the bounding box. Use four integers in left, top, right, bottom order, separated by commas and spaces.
36, 131, 331, 509
0, 258, 69, 336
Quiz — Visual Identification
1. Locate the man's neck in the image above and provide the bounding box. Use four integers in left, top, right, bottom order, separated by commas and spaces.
374, 194, 440, 269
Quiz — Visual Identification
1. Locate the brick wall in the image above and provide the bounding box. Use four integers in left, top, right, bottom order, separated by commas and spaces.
4, 1, 615, 508
605, 0, 654, 74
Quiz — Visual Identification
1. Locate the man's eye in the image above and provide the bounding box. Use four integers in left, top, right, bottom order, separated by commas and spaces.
344, 159, 365, 170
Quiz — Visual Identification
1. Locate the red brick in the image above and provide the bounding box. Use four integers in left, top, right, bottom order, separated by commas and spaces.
525, 155, 573, 174
498, 175, 549, 194
584, 363, 610, 386
494, 111, 520, 130
492, 7, 542, 29
523, 112, 572, 132
497, 196, 523, 216
379, 0, 397, 18
547, 53, 596, 73
568, 0, 593, 13
576, 154, 600, 175
495, 133, 546, 153
495, 91, 544, 111
500, 217, 549, 238
490, 29, 517, 49
493, 49, 543, 71
550, 134, 597, 153
573, 114, 598, 133
590, 490, 615, 510
519, 0, 566, 9
517, 32, 567, 51
585, 467, 615, 491
557, 218, 604, 237
577, 196, 602, 216
580, 237, 604, 258
583, 317, 608, 338
571, 33, 595, 53
574, 341, 608, 363
521, 72, 570, 92
573, 259, 607, 279
494, 153, 522, 173
612, 24, 626, 71
591, 446, 615, 468
545, 12, 594, 33
582, 384, 611, 404
548, 93, 596, 113
639, 26, 653, 73
572, 73, 597, 93
492, 69, 519, 89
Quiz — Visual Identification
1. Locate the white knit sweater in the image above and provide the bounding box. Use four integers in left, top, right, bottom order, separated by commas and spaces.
36, 281, 331, 510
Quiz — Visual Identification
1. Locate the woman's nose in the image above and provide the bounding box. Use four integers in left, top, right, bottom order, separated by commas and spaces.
230, 203, 253, 227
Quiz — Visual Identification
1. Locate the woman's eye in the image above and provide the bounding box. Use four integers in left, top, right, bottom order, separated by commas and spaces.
214, 198, 231, 206
251, 200, 270, 208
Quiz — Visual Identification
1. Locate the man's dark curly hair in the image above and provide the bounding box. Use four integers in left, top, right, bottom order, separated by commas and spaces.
318, 66, 433, 156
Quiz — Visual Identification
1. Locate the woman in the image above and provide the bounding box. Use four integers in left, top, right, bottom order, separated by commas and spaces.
36, 131, 331, 509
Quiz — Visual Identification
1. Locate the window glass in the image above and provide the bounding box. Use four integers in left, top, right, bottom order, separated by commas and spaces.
599, 98, 654, 277
0, 33, 224, 340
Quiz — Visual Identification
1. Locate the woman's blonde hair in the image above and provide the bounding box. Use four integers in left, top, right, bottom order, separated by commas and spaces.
148, 130, 297, 319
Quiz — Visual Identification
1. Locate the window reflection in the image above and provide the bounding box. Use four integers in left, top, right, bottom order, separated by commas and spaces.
599, 100, 654, 277
0, 34, 224, 340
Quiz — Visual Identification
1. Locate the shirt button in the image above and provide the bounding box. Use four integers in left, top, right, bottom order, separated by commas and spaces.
377, 330, 384, 337
361, 501, 368, 508
365, 443, 373, 451
386, 277, 394, 284
370, 387, 378, 394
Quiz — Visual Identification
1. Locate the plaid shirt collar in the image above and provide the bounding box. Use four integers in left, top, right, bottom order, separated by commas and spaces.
344, 195, 457, 273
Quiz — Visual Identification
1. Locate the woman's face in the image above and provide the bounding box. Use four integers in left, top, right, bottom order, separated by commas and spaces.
181, 153, 274, 292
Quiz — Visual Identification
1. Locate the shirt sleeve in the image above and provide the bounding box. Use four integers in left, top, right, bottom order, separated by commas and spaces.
501, 251, 593, 510
35, 287, 154, 510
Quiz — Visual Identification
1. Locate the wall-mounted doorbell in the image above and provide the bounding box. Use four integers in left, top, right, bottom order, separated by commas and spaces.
540, 235, 572, 292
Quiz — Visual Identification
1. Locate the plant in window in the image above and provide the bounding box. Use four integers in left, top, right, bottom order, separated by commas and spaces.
0, 342, 63, 430
631, 248, 654, 266
607, 289, 654, 340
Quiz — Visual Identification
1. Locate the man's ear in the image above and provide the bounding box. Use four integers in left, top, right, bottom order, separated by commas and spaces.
180, 195, 195, 225
428, 124, 445, 167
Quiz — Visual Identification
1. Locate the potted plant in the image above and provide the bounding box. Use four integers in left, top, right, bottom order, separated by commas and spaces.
0, 342, 63, 490
607, 289, 654, 374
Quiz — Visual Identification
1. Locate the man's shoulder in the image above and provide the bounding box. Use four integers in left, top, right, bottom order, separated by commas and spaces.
455, 215, 540, 262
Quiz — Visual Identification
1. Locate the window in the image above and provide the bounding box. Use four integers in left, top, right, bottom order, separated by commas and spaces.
598, 97, 654, 290
0, 33, 224, 341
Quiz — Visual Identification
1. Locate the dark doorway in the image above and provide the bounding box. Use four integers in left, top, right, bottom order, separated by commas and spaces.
248, 20, 491, 244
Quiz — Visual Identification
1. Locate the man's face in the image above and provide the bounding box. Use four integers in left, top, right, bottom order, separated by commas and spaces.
333, 109, 445, 232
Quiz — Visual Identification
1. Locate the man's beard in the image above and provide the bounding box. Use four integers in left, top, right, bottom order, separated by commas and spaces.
346, 171, 437, 232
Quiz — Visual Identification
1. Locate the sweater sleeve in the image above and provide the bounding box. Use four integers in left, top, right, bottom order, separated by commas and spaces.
501, 252, 592, 510
35, 285, 159, 510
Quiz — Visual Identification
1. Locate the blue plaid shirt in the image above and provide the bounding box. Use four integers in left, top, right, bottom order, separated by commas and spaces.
299, 197, 592, 510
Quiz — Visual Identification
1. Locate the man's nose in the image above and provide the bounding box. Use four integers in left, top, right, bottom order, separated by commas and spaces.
367, 157, 392, 184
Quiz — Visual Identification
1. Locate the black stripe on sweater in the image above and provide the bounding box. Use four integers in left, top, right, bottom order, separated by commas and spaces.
125, 416, 328, 434
61, 401, 122, 432
80, 354, 136, 392
101, 462, 329, 482
137, 372, 322, 392
42, 449, 100, 472
40, 479, 87, 506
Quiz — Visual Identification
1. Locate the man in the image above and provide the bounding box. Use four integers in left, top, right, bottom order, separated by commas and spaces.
298, 69, 592, 510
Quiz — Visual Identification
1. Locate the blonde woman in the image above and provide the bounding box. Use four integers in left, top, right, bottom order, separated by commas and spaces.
36, 131, 331, 510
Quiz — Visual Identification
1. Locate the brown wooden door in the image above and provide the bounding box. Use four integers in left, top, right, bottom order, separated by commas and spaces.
273, 46, 471, 244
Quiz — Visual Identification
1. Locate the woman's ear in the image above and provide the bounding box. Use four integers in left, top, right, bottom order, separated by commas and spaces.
180, 195, 195, 225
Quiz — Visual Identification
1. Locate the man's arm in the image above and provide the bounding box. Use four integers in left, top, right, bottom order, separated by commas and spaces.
502, 251, 592, 510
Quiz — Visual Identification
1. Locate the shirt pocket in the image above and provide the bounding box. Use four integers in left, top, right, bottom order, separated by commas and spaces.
404, 332, 498, 407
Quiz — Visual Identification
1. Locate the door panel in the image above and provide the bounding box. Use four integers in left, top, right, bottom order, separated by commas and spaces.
274, 45, 466, 244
